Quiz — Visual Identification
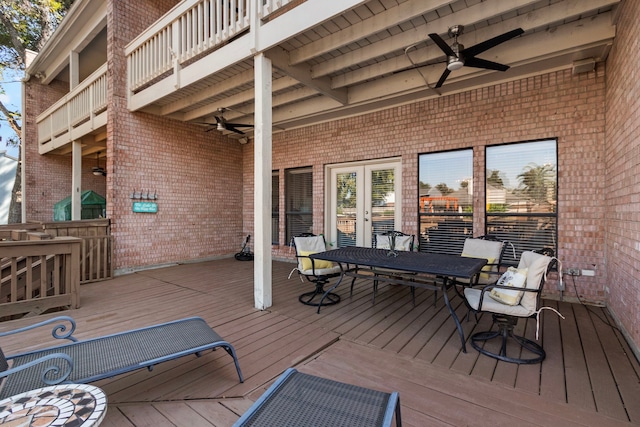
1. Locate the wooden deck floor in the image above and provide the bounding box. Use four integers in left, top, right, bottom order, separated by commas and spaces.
1, 258, 638, 426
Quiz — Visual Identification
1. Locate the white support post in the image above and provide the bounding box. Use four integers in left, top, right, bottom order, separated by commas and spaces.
69, 51, 79, 90
253, 53, 273, 310
71, 141, 82, 220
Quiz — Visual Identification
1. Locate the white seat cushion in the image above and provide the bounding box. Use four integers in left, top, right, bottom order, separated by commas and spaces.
375, 235, 413, 251
293, 235, 341, 275
457, 238, 503, 285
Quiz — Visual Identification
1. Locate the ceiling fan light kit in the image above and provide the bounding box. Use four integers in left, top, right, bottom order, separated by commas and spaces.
205, 107, 254, 135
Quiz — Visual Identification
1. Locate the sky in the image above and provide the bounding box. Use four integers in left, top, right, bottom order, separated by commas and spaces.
1, 69, 21, 158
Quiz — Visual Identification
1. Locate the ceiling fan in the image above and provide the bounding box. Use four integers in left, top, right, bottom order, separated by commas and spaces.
428, 25, 524, 88
206, 108, 253, 135
91, 151, 106, 177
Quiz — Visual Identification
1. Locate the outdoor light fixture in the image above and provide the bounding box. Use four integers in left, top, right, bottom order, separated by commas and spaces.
92, 151, 106, 176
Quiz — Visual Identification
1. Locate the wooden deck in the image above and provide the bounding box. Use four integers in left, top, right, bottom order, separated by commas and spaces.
1, 258, 638, 426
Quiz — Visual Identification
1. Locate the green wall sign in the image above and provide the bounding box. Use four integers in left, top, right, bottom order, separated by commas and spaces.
132, 202, 158, 213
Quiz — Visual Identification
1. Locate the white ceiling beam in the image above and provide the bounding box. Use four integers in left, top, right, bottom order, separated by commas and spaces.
288, 0, 458, 65
266, 47, 348, 105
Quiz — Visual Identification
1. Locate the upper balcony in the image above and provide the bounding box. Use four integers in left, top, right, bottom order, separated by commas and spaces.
36, 64, 107, 155
125, 0, 619, 139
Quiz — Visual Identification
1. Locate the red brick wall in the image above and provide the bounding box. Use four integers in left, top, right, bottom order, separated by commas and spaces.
107, 0, 244, 271
604, 0, 640, 350
249, 67, 607, 303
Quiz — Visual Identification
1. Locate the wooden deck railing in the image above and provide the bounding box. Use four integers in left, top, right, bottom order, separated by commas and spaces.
126, 0, 293, 92
0, 237, 81, 318
0, 219, 112, 284
36, 64, 108, 154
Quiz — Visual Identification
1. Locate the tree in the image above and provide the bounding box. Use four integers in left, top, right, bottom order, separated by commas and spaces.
0, 0, 74, 223
434, 182, 454, 195
516, 162, 556, 208
486, 170, 504, 188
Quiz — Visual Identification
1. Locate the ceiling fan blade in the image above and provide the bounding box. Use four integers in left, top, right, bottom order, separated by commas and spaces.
224, 122, 253, 128
434, 68, 451, 88
226, 126, 246, 135
461, 28, 524, 58
428, 33, 455, 57
464, 57, 509, 71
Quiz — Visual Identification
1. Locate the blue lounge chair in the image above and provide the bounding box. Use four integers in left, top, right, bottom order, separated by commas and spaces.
0, 316, 243, 399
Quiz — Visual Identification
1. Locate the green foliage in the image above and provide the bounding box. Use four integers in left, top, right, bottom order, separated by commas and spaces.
516, 162, 556, 203
0, 0, 72, 69
434, 182, 454, 195
487, 169, 504, 188
337, 172, 357, 208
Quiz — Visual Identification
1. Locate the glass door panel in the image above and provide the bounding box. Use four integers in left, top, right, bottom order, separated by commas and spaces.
328, 159, 401, 248
336, 171, 358, 247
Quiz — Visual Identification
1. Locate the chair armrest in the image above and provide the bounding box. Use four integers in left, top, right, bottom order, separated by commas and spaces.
476, 284, 541, 310
0, 353, 74, 386
0, 316, 77, 342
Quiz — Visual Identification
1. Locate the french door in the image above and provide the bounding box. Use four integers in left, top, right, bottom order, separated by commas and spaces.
327, 159, 402, 248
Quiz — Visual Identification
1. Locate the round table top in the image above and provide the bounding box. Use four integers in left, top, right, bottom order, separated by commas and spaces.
0, 384, 107, 427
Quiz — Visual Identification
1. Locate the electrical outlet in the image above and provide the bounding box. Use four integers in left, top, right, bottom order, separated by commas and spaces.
567, 268, 580, 276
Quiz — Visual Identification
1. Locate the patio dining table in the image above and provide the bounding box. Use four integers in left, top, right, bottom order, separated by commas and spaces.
310, 246, 487, 353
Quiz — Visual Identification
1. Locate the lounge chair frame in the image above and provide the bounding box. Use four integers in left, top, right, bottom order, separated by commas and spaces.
0, 316, 243, 399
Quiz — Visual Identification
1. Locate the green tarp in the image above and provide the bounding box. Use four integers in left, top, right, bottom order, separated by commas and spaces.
53, 190, 106, 221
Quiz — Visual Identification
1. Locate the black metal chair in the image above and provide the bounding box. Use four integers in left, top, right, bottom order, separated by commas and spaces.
233, 368, 402, 426
368, 231, 415, 304
463, 249, 557, 364
291, 233, 342, 307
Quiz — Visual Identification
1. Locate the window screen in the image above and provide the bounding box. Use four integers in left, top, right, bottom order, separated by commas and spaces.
486, 140, 557, 264
418, 149, 473, 255
285, 167, 313, 244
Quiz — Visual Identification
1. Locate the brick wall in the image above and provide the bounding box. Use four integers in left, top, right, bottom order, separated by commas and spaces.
248, 67, 607, 304
107, 0, 244, 271
604, 0, 640, 350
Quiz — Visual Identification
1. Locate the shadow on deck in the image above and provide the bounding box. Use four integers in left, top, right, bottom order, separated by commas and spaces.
0, 258, 638, 426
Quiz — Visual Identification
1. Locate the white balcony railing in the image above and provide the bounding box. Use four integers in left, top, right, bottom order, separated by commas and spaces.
36, 64, 108, 153
126, 0, 292, 92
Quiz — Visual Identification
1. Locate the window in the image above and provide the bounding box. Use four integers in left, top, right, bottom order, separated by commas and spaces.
486, 140, 557, 264
272, 171, 279, 245
418, 149, 473, 254
285, 167, 313, 244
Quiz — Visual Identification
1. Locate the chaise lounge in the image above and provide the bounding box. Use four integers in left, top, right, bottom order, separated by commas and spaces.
0, 316, 243, 399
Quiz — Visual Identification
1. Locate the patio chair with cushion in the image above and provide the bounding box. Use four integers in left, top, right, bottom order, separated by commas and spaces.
290, 233, 342, 307
367, 231, 416, 304
0, 316, 244, 399
453, 236, 509, 288
463, 249, 562, 364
